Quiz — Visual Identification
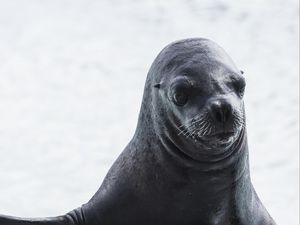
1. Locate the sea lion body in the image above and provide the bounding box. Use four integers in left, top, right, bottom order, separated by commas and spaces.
0, 38, 276, 225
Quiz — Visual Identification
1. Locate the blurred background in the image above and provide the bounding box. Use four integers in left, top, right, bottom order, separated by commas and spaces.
0, 0, 298, 224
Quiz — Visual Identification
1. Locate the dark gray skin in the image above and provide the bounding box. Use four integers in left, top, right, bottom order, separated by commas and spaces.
0, 38, 276, 225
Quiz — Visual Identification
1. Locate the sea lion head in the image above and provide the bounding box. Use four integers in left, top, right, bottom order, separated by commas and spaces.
138, 38, 246, 161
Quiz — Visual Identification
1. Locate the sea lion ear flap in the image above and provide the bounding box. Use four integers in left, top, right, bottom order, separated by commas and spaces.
240, 70, 244, 75
153, 83, 161, 89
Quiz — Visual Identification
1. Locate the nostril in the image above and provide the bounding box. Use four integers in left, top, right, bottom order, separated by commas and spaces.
215, 110, 222, 122
210, 101, 232, 123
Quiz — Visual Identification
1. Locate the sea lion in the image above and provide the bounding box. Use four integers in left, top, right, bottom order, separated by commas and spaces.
0, 38, 276, 225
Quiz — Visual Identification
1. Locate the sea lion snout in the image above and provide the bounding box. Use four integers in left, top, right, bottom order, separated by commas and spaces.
209, 99, 233, 124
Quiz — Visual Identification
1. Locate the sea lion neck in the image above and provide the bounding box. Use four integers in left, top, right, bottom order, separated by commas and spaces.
131, 119, 253, 223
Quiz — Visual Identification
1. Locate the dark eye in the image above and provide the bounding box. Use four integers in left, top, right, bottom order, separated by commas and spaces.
170, 77, 192, 106
233, 78, 246, 97
173, 92, 188, 106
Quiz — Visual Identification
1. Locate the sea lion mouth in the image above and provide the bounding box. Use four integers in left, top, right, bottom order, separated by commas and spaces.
177, 109, 245, 149
206, 131, 235, 141
195, 130, 237, 145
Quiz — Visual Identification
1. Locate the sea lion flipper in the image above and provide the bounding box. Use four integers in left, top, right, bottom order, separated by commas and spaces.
0, 207, 85, 225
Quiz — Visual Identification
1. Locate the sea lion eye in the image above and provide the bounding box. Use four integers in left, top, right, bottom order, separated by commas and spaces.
170, 77, 191, 106
233, 78, 246, 98
173, 91, 188, 106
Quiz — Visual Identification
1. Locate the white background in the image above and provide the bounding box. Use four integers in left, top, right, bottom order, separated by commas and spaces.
0, 0, 298, 224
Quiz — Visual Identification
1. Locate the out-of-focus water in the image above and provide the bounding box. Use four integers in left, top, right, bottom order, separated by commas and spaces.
0, 0, 298, 224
